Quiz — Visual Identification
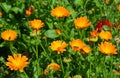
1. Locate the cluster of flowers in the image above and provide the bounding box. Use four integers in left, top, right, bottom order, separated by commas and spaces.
0, 2, 119, 75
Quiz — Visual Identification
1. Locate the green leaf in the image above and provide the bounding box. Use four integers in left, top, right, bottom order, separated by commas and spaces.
0, 41, 6, 48
74, 0, 83, 6
0, 3, 11, 13
11, 7, 20, 14
44, 29, 59, 39
103, 25, 110, 31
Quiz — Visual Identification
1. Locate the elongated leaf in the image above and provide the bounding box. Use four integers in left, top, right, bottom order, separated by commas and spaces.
0, 3, 11, 13
44, 29, 59, 39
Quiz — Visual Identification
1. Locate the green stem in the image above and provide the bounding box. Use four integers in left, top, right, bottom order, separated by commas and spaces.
9, 42, 16, 54
39, 42, 51, 60
23, 70, 29, 78
60, 55, 64, 74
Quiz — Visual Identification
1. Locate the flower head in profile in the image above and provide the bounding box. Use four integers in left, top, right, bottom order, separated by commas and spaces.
90, 29, 98, 38
46, 63, 60, 71
6, 54, 29, 72
50, 40, 67, 54
70, 39, 86, 52
105, 0, 109, 4
1, 30, 17, 41
55, 29, 61, 35
98, 41, 117, 55
74, 16, 91, 29
82, 46, 92, 54
26, 6, 34, 16
73, 75, 82, 78
28, 19, 44, 30
118, 4, 120, 11
44, 63, 60, 75
0, 11, 2, 16
51, 6, 70, 18
99, 30, 112, 40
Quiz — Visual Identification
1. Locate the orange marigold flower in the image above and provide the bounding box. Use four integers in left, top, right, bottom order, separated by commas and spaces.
74, 16, 91, 29
51, 6, 70, 18
82, 46, 92, 54
1, 30, 17, 41
28, 19, 44, 30
105, 0, 109, 4
99, 30, 112, 40
118, 4, 120, 11
90, 29, 98, 38
26, 10, 32, 16
55, 29, 61, 35
98, 41, 117, 55
70, 39, 86, 52
50, 40, 67, 54
0, 12, 2, 16
6, 54, 29, 72
47, 63, 60, 71
26, 6, 34, 16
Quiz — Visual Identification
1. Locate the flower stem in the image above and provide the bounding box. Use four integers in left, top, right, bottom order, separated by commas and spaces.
23, 70, 29, 78
60, 55, 64, 74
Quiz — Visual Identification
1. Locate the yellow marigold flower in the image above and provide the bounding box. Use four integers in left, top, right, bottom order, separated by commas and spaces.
105, 0, 109, 4
90, 29, 98, 38
0, 12, 2, 16
28, 19, 44, 30
6, 54, 29, 72
1, 30, 17, 41
55, 29, 61, 35
99, 30, 112, 40
51, 6, 70, 18
98, 41, 117, 55
118, 4, 120, 11
70, 39, 86, 52
74, 16, 91, 29
50, 40, 67, 54
82, 46, 92, 54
